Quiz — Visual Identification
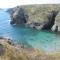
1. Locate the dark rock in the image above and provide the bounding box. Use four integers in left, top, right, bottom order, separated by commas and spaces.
0, 37, 4, 39
10, 20, 16, 24
0, 44, 5, 56
42, 11, 59, 30
10, 7, 28, 25
7, 40, 13, 45
33, 22, 41, 26
32, 23, 44, 30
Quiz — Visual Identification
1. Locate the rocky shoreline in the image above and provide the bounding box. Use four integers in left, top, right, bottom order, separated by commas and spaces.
7, 4, 60, 32
0, 37, 60, 60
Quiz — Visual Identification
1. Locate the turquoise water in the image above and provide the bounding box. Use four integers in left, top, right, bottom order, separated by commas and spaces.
0, 9, 60, 53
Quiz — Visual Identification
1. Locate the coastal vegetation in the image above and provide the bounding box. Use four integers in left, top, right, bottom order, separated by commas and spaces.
0, 4, 60, 60
0, 37, 60, 60
7, 4, 60, 32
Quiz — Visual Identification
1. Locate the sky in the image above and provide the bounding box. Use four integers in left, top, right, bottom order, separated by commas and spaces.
0, 0, 60, 8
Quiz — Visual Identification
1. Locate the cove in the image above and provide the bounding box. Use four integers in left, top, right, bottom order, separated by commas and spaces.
0, 9, 60, 53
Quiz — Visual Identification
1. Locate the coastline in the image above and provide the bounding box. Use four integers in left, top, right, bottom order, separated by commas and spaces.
0, 37, 60, 60
8, 4, 60, 32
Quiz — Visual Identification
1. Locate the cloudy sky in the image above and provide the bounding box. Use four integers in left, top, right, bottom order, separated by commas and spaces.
0, 0, 60, 8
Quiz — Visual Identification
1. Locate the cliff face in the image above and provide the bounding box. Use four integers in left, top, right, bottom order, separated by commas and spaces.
7, 4, 60, 32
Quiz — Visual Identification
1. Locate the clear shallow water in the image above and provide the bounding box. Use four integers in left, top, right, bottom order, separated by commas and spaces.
0, 9, 60, 53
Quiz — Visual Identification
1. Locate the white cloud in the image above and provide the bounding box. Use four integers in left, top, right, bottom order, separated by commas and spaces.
0, 0, 60, 8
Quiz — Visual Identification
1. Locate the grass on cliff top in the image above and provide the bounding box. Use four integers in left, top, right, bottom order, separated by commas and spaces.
0, 39, 60, 60
0, 39, 45, 60
10, 4, 60, 23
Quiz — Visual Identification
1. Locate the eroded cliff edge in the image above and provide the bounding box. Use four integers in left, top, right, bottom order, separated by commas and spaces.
0, 37, 60, 60
7, 4, 60, 32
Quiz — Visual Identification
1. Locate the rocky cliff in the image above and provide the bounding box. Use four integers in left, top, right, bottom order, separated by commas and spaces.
7, 4, 60, 32
0, 37, 60, 60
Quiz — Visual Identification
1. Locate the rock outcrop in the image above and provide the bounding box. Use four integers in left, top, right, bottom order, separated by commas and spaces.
7, 4, 60, 32
10, 8, 28, 24
42, 11, 59, 30
54, 12, 60, 32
